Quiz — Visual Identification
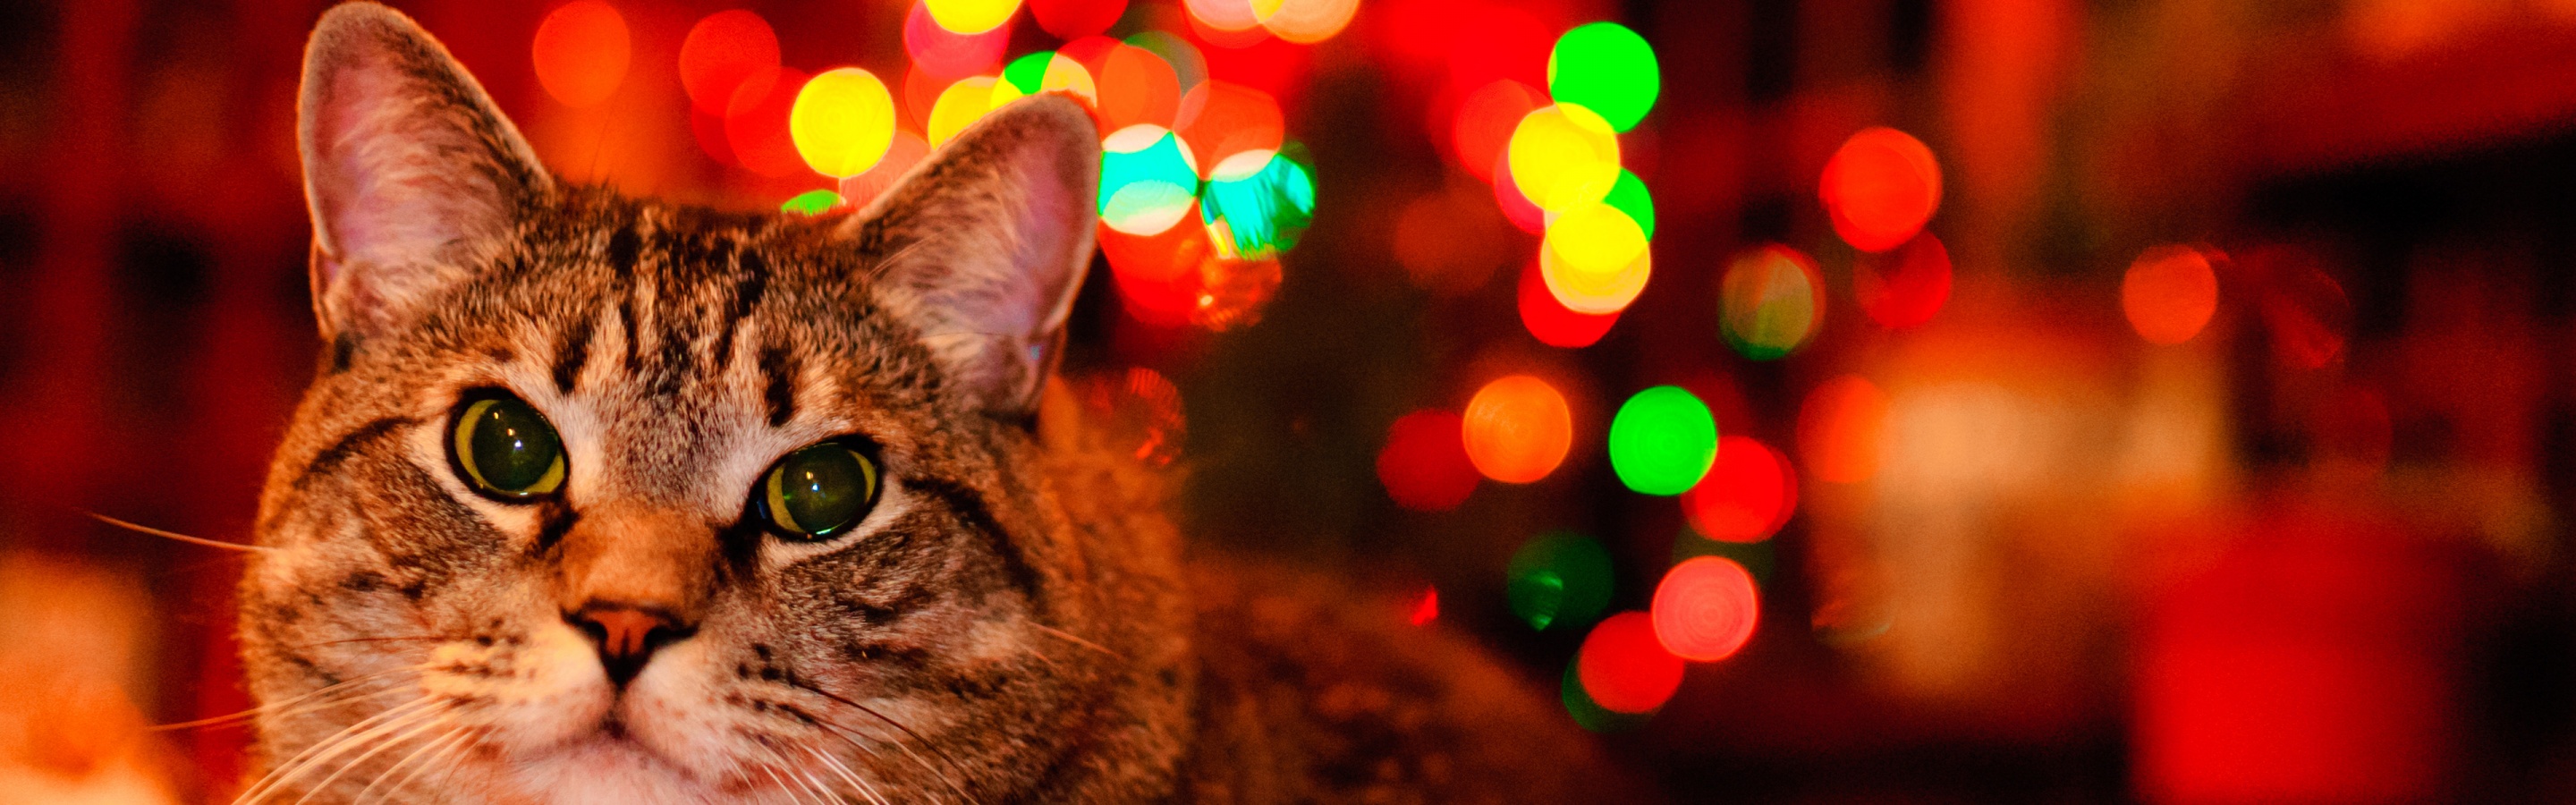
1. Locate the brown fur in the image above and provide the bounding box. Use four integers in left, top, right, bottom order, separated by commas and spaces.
237, 4, 1644, 803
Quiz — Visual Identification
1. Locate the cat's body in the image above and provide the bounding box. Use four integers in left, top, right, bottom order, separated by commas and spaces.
236, 4, 1640, 803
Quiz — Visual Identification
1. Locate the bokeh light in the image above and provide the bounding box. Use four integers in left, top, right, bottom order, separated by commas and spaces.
1409, 586, 1439, 626
1507, 532, 1614, 631
1446, 7, 1551, 90
835, 130, 928, 208
2251, 246, 2351, 369
906, 1, 1011, 78
1462, 374, 1573, 484
1603, 169, 1657, 240
1184, 0, 1261, 32
1093, 43, 1183, 131
1031, 0, 1127, 39
1100, 215, 1214, 326
1682, 436, 1795, 543
925, 0, 1022, 35
1507, 104, 1622, 213
531, 1, 631, 109
1719, 245, 1825, 360
1561, 657, 1651, 733
927, 75, 1000, 148
789, 68, 898, 178
1377, 410, 1479, 513
1856, 234, 1951, 330
1451, 80, 1545, 184
990, 50, 1100, 108
1578, 612, 1684, 715
1099, 124, 1201, 236
2124, 244, 2220, 345
1199, 148, 1314, 260
1519, 257, 1620, 348
1608, 386, 1719, 496
1491, 153, 1547, 233
1191, 256, 1283, 331
1651, 556, 1760, 662
727, 67, 812, 178
1821, 126, 1942, 252
1125, 31, 1208, 94
1175, 81, 1285, 174
779, 189, 843, 216
1541, 202, 1652, 315
678, 10, 778, 116
1798, 375, 1889, 485
1547, 22, 1659, 132
1261, 0, 1360, 45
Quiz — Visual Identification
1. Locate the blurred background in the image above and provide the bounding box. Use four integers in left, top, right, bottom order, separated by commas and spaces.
3, 0, 2574, 801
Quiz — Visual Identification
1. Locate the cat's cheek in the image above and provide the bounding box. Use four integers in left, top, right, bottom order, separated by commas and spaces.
617, 639, 739, 776
438, 622, 616, 755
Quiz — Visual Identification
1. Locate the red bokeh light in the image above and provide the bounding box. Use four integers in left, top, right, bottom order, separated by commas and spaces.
1377, 411, 1479, 513
2250, 246, 2351, 369
1443, 7, 1549, 92
1451, 80, 1544, 183
1100, 215, 1216, 326
678, 10, 779, 116
1174, 80, 1284, 174
904, 0, 1011, 79
531, 1, 631, 109
1651, 556, 1760, 662
1491, 154, 1546, 233
1821, 127, 1942, 253
1518, 256, 1619, 348
1682, 435, 1794, 543
1462, 375, 1573, 484
2123, 244, 2220, 345
1578, 611, 1685, 715
1032, 0, 1129, 39
726, 67, 812, 178
1855, 233, 1952, 330
1409, 586, 1441, 626
1798, 375, 1889, 485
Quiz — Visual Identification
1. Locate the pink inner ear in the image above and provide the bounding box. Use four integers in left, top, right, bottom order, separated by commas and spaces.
313, 58, 503, 269
1001, 152, 1093, 335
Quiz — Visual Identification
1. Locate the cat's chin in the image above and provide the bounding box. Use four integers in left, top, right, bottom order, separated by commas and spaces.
504, 732, 718, 805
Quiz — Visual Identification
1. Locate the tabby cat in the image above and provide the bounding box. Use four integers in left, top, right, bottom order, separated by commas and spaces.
237, 4, 1644, 802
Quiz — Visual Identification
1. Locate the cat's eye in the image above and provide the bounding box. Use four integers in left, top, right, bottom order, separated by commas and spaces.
448, 393, 567, 500
754, 441, 881, 540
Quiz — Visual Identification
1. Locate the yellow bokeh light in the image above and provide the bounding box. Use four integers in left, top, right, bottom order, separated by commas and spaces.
1540, 203, 1651, 315
1506, 104, 1622, 213
788, 67, 898, 178
1262, 0, 1360, 44
925, 0, 1021, 35
928, 75, 1000, 148
988, 54, 1099, 108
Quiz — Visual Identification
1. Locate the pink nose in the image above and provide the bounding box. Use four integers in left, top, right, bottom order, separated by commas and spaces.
567, 603, 689, 687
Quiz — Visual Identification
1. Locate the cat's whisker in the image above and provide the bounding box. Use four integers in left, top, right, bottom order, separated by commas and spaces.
349, 726, 464, 805
788, 680, 981, 805
377, 728, 479, 805
1030, 623, 1124, 662
153, 666, 417, 732
233, 696, 439, 805
801, 742, 892, 805
82, 511, 271, 553
250, 699, 447, 805
751, 743, 829, 805
287, 708, 456, 805
285, 635, 452, 650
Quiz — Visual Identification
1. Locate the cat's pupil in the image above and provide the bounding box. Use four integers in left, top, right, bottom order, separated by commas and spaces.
453, 395, 566, 498
763, 443, 877, 538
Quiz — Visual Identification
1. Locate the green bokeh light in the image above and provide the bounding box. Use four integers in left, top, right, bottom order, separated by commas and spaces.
1603, 168, 1655, 241
1199, 147, 1315, 260
780, 189, 843, 216
1720, 248, 1823, 360
1506, 531, 1614, 631
1607, 386, 1718, 496
1561, 657, 1651, 733
1002, 50, 1056, 95
1100, 127, 1200, 235
1547, 21, 1660, 132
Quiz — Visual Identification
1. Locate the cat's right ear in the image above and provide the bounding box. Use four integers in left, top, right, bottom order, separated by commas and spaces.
298, 3, 550, 341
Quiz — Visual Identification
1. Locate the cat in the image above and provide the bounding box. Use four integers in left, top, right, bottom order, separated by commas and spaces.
236, 4, 1648, 802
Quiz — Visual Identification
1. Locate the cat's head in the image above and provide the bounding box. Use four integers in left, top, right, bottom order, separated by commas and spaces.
239, 4, 1190, 802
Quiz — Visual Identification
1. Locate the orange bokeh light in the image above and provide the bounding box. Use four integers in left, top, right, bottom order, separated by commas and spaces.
1095, 43, 1184, 131
1856, 233, 1952, 330
1174, 81, 1284, 175
1377, 410, 1480, 512
905, 0, 1011, 79
726, 67, 811, 178
1578, 611, 1684, 714
1681, 436, 1794, 543
1452, 80, 1544, 184
1798, 375, 1889, 485
2124, 245, 2220, 345
531, 1, 631, 109
1651, 556, 1760, 662
1821, 127, 1942, 253
678, 10, 778, 116
1462, 375, 1573, 484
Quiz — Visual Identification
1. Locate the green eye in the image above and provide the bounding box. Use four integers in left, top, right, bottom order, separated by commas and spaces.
758, 442, 880, 539
449, 394, 567, 499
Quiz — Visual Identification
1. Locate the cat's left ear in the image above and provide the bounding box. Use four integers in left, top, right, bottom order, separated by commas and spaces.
847, 96, 1100, 419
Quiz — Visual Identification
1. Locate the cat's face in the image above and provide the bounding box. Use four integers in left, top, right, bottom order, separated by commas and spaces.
237, 5, 1183, 803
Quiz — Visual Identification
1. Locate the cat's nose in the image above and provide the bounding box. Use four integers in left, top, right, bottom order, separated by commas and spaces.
567, 602, 694, 688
